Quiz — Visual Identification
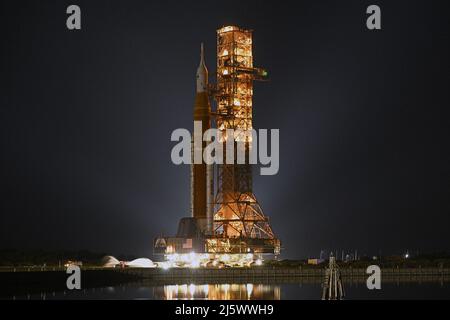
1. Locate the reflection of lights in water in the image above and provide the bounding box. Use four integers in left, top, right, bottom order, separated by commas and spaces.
274, 286, 281, 300
231, 284, 240, 291
246, 284, 253, 299
159, 283, 280, 300
189, 284, 196, 297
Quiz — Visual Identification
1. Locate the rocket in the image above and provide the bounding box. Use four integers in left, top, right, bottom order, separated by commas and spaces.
190, 43, 214, 234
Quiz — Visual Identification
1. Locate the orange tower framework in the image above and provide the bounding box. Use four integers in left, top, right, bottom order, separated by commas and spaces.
207, 26, 280, 254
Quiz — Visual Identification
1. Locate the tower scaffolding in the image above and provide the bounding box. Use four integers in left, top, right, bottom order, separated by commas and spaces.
209, 26, 280, 255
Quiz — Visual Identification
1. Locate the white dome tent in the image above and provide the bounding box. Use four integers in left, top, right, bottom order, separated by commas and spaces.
102, 256, 120, 268
126, 258, 156, 268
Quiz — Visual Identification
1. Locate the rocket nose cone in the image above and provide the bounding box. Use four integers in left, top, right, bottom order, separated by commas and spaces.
196, 43, 208, 93
197, 43, 208, 72
200, 43, 205, 64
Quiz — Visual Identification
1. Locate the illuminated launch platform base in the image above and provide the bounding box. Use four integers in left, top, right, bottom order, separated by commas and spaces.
154, 217, 280, 268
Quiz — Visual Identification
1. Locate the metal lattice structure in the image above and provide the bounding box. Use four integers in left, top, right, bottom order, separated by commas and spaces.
212, 26, 280, 253
322, 256, 345, 300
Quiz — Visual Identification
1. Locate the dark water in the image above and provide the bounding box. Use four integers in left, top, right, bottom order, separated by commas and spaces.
9, 281, 450, 300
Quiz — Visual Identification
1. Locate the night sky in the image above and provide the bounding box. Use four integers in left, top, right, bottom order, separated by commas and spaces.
1, 0, 449, 258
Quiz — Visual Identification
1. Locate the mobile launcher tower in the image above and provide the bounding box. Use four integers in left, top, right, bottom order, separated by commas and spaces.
154, 26, 281, 268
